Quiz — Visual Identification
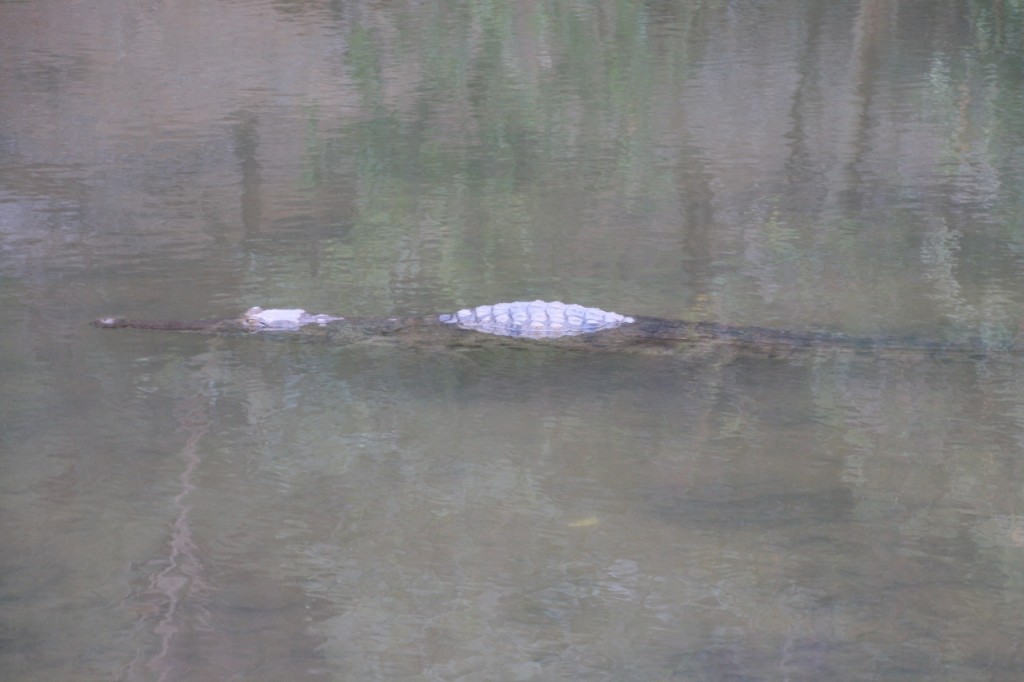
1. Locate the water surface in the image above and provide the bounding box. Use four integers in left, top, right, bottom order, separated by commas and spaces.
3, 1, 1024, 680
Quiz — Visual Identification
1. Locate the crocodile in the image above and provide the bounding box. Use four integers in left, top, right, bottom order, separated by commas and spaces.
92, 300, 1017, 356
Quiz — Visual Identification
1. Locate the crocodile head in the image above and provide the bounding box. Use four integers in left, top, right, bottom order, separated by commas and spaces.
243, 307, 343, 330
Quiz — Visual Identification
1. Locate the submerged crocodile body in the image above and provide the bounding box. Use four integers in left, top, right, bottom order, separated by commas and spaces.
93, 300, 1016, 356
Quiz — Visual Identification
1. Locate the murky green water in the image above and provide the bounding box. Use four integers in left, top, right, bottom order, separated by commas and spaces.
4, 1, 1024, 680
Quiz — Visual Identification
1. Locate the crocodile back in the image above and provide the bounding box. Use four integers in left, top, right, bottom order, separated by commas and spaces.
438, 300, 634, 339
